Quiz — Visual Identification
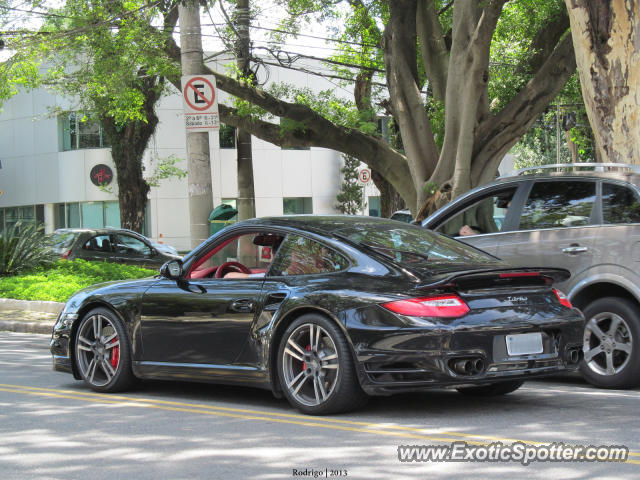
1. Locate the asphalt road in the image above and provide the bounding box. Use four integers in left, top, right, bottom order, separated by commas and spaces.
1, 331, 639, 479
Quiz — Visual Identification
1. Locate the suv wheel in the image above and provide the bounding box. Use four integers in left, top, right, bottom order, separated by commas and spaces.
580, 297, 640, 389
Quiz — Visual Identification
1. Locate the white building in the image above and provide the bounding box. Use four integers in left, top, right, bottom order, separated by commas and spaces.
0, 58, 381, 251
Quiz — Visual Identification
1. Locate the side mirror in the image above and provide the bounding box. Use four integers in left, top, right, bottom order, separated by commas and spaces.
160, 259, 183, 280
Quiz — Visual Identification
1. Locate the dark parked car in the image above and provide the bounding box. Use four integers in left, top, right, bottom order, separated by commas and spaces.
51, 216, 583, 414
48, 228, 181, 269
423, 163, 640, 389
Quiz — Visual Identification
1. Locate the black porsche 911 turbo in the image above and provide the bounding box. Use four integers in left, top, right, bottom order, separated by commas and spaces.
50, 215, 584, 414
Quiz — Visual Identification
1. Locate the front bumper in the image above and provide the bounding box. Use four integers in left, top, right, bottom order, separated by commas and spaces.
50, 312, 79, 378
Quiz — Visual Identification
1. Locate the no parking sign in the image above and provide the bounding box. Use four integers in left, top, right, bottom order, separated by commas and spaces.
181, 75, 220, 132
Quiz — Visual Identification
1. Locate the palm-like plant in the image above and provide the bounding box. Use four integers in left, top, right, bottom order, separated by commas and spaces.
0, 222, 56, 275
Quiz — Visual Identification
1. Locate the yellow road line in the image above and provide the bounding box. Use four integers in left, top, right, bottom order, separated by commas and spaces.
1, 382, 639, 465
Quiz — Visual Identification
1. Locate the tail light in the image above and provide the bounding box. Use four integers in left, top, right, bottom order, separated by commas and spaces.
61, 250, 71, 260
553, 289, 572, 308
382, 294, 470, 318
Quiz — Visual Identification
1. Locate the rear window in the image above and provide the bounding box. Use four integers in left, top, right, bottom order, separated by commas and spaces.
49, 232, 76, 252
602, 183, 640, 224
336, 224, 502, 272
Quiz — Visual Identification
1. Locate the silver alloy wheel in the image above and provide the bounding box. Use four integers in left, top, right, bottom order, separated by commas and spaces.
76, 313, 121, 387
281, 323, 340, 407
583, 312, 633, 376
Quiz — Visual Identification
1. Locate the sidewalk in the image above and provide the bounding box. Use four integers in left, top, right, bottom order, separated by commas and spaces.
0, 299, 64, 335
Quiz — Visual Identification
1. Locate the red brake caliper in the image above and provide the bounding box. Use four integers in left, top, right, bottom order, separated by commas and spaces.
301, 344, 312, 371
110, 339, 120, 368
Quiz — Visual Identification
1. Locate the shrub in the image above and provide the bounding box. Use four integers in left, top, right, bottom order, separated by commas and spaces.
0, 259, 156, 302
0, 222, 56, 275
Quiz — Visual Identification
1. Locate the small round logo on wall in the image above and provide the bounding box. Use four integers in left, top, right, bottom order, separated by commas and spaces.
90, 164, 113, 187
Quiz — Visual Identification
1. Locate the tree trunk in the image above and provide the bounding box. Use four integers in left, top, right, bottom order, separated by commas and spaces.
371, 170, 405, 218
235, 0, 256, 221
565, 0, 640, 164
100, 78, 160, 233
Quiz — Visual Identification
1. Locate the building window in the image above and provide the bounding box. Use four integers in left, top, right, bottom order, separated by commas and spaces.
55, 201, 121, 229
368, 196, 381, 217
219, 124, 236, 149
59, 112, 110, 151
376, 117, 391, 142
283, 197, 313, 215
0, 204, 43, 232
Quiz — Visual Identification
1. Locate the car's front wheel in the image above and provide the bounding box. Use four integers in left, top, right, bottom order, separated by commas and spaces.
74, 308, 136, 393
456, 380, 524, 396
277, 314, 368, 415
580, 297, 640, 389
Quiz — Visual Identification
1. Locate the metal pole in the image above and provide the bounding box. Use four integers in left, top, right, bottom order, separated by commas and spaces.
179, 0, 214, 249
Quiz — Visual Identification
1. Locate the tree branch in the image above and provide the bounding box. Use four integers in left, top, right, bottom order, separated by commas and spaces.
522, 8, 570, 74
471, 33, 577, 184
163, 32, 416, 207
416, 0, 449, 101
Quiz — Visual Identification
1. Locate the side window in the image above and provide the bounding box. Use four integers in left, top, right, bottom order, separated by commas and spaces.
518, 181, 596, 230
436, 188, 516, 237
270, 235, 349, 276
83, 235, 113, 252
115, 234, 152, 256
602, 183, 640, 224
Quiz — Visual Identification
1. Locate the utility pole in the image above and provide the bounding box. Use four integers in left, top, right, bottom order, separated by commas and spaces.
179, 0, 213, 248
235, 0, 256, 221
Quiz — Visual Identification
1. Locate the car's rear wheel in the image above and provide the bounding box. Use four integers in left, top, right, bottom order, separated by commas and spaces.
456, 380, 524, 396
75, 308, 136, 392
579, 297, 640, 389
277, 314, 368, 415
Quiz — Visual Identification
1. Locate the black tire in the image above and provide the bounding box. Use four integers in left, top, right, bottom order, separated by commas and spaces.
74, 307, 136, 393
579, 297, 640, 389
456, 380, 524, 396
277, 313, 368, 415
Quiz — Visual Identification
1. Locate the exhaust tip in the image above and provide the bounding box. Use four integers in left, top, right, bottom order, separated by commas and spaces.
449, 356, 485, 376
566, 348, 581, 365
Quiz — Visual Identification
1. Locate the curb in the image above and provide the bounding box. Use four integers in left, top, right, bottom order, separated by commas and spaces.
0, 298, 65, 314
0, 319, 53, 335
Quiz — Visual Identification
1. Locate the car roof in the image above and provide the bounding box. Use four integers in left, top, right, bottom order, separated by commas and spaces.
53, 227, 145, 236
237, 215, 414, 235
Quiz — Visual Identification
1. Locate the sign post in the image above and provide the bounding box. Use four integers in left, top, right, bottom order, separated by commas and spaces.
181, 75, 220, 132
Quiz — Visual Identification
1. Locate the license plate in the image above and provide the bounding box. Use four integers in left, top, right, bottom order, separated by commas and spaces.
505, 332, 543, 356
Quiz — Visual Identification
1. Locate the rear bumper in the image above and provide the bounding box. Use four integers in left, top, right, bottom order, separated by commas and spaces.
344, 306, 585, 395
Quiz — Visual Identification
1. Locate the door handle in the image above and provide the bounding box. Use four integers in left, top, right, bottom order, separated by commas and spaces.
230, 299, 254, 313
562, 245, 588, 254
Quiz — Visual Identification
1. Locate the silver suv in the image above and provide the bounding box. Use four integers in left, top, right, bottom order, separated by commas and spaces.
423, 163, 640, 389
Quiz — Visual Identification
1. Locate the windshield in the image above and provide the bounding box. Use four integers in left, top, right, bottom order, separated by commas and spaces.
335, 223, 503, 272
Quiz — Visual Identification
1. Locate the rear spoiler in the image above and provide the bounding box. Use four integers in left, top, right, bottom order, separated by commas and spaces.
419, 267, 570, 290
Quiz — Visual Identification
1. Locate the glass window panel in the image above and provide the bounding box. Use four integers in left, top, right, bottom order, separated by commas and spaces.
368, 196, 380, 217
602, 183, 640, 224
437, 189, 516, 236
66, 203, 81, 228
5, 207, 19, 230
81, 202, 104, 228
519, 181, 595, 230
283, 197, 313, 215
270, 235, 349, 276
56, 204, 66, 229
104, 201, 121, 228
83, 234, 113, 252
115, 234, 151, 256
